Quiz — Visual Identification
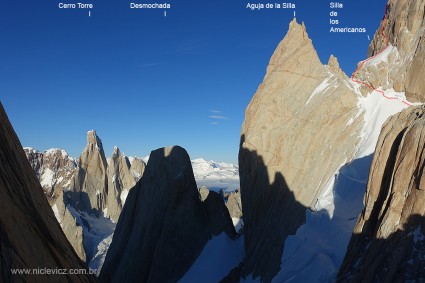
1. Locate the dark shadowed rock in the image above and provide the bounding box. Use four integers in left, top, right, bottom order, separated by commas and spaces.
203, 190, 237, 238
239, 145, 307, 282
99, 146, 211, 283
0, 102, 95, 282
338, 105, 425, 282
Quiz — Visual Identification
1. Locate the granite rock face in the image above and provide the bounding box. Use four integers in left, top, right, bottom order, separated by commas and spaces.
226, 190, 243, 219
23, 134, 147, 265
70, 130, 108, 213
128, 156, 146, 181
55, 189, 87, 261
0, 102, 95, 282
24, 147, 43, 178
199, 186, 210, 201
239, 19, 363, 282
100, 146, 211, 283
338, 105, 425, 282
106, 146, 143, 223
358, 0, 425, 101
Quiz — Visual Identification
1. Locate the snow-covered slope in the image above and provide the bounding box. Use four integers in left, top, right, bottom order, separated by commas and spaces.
270, 86, 411, 282
62, 204, 115, 274
180, 233, 244, 283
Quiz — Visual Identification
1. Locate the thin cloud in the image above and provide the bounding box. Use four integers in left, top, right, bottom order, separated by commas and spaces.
209, 110, 228, 125
209, 115, 228, 120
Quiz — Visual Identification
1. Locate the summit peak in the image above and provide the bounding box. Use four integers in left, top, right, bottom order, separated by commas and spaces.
327, 54, 346, 78
112, 146, 121, 157
288, 18, 307, 35
86, 130, 102, 147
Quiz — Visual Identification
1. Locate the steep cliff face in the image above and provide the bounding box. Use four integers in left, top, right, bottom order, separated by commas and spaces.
106, 146, 141, 222
0, 102, 95, 282
24, 147, 77, 205
226, 190, 243, 219
203, 190, 237, 238
129, 156, 146, 181
100, 146, 211, 283
22, 134, 147, 268
239, 19, 364, 281
24, 147, 43, 177
338, 105, 425, 282
70, 130, 108, 213
358, 0, 425, 101
55, 188, 87, 261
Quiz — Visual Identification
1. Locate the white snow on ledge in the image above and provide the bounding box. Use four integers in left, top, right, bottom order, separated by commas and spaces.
45, 148, 71, 157
362, 44, 396, 68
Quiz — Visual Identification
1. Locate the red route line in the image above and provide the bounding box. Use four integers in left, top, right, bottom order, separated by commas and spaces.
351, 2, 412, 106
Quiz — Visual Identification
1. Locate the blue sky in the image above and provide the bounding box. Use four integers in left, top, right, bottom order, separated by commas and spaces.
0, 0, 387, 163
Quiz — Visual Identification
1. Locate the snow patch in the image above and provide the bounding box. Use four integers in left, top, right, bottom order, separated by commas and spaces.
120, 189, 129, 205
180, 233, 244, 283
356, 88, 408, 158
363, 44, 396, 67
89, 233, 114, 275
232, 217, 244, 233
274, 155, 372, 283
40, 168, 55, 188
306, 76, 336, 104
131, 169, 142, 180
274, 87, 410, 283
45, 148, 69, 157
142, 155, 150, 164
66, 206, 115, 273
23, 147, 39, 154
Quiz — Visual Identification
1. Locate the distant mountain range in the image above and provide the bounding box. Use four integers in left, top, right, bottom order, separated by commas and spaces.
22, 133, 241, 275
24, 147, 240, 195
